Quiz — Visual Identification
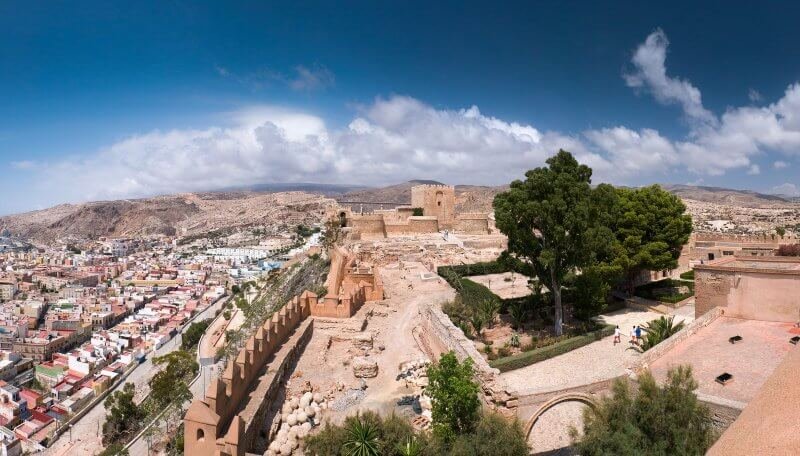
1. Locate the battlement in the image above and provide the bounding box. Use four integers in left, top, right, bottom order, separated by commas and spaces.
184, 291, 316, 456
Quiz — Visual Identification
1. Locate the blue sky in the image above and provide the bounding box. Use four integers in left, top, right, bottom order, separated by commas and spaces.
2, 1, 799, 215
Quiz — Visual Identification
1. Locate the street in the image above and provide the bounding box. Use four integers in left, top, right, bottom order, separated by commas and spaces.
43, 296, 227, 455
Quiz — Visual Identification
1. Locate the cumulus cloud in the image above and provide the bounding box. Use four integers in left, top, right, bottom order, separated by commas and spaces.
624, 28, 717, 126
771, 183, 800, 197
749, 89, 763, 103
8, 29, 800, 211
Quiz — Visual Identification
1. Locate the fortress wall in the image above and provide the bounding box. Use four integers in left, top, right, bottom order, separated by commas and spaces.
183, 292, 315, 456
348, 216, 386, 237
455, 214, 489, 234
696, 268, 800, 322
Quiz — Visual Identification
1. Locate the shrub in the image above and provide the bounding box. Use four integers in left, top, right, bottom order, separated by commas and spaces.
490, 325, 615, 372
305, 411, 427, 456
427, 352, 481, 442
444, 413, 529, 456
412, 207, 424, 216
573, 366, 715, 455
679, 269, 695, 280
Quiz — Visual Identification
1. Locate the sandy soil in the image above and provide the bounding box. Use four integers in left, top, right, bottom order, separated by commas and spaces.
288, 260, 455, 424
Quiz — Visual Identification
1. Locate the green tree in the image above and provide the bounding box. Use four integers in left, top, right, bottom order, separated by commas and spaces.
149, 350, 198, 409
181, 319, 210, 350
612, 185, 693, 293
573, 366, 714, 455
776, 226, 786, 238
426, 352, 481, 442
494, 150, 614, 335
103, 382, 145, 445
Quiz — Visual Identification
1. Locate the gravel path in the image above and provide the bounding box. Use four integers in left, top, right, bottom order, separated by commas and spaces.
501, 308, 664, 395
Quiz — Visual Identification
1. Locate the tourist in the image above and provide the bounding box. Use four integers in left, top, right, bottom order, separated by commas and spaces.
630, 326, 637, 345
635, 325, 643, 344
613, 325, 621, 345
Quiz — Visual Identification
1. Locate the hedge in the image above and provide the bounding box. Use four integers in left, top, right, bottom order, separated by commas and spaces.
437, 260, 510, 280
489, 325, 616, 373
679, 269, 695, 281
634, 278, 694, 304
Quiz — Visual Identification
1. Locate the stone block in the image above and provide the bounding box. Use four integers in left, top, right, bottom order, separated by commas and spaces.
352, 357, 379, 378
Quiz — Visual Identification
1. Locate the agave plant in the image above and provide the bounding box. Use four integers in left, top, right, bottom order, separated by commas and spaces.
343, 415, 380, 456
639, 316, 685, 351
509, 332, 521, 348
396, 435, 422, 456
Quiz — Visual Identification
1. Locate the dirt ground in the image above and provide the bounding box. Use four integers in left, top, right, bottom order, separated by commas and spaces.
287, 260, 456, 424
466, 272, 535, 299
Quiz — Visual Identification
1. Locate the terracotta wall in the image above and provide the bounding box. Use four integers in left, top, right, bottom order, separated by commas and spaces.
695, 263, 800, 322
411, 185, 455, 229
455, 214, 489, 234
183, 292, 315, 456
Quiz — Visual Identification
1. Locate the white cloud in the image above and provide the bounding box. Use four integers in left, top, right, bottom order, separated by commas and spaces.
746, 164, 760, 175
216, 64, 335, 92
624, 29, 717, 126
748, 89, 763, 103
771, 183, 800, 197
774, 160, 789, 169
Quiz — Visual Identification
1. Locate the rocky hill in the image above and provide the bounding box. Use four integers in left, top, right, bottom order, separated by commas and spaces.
662, 184, 789, 207
0, 191, 335, 245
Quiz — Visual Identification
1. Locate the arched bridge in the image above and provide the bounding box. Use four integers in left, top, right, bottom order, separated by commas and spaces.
524, 392, 599, 439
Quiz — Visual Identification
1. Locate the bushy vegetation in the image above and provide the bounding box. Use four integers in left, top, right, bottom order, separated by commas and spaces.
777, 243, 800, 256
679, 269, 695, 280
306, 352, 529, 456
573, 366, 715, 455
490, 324, 615, 372
103, 383, 146, 445
634, 278, 694, 304
494, 151, 692, 335
637, 316, 685, 352
181, 319, 211, 350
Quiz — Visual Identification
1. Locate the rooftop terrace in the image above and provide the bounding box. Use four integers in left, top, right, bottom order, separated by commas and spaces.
648, 317, 798, 404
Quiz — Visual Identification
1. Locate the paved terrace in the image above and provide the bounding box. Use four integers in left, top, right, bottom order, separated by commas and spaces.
648, 317, 796, 404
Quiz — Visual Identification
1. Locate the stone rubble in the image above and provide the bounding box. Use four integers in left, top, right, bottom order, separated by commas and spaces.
266, 391, 328, 456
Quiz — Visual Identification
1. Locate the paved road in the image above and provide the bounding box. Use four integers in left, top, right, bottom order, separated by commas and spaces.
44, 296, 228, 456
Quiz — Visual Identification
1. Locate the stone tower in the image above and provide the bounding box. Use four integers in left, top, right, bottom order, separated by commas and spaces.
411, 184, 455, 229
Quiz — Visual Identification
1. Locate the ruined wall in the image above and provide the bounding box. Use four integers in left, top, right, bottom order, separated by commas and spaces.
384, 216, 440, 236
455, 214, 489, 234
695, 262, 800, 322
314, 246, 385, 318
184, 292, 315, 456
418, 302, 517, 413
347, 215, 386, 237
411, 185, 456, 229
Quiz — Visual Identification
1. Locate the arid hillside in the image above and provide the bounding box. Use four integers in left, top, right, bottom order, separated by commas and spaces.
662, 184, 789, 207
0, 191, 335, 244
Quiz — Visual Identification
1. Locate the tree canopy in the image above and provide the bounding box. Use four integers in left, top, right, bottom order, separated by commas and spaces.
612, 185, 693, 288
103, 382, 146, 445
494, 150, 693, 332
426, 351, 481, 442
493, 150, 615, 335
573, 366, 714, 455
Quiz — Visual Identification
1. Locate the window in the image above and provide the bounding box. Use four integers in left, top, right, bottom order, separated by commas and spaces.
197, 428, 205, 441
723, 251, 734, 256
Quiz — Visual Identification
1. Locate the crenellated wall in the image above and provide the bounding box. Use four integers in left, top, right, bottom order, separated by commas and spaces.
183, 291, 316, 456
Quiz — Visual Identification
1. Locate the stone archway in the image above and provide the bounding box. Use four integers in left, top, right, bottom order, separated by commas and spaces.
524, 393, 598, 439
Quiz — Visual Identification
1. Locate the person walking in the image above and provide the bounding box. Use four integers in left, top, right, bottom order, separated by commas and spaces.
635, 325, 643, 345
630, 326, 637, 345
613, 325, 621, 345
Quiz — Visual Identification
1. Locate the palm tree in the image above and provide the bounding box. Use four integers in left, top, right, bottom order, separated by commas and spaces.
343, 415, 380, 456
639, 316, 685, 351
